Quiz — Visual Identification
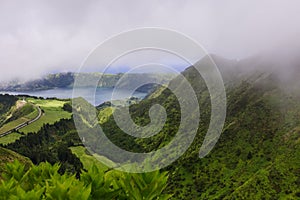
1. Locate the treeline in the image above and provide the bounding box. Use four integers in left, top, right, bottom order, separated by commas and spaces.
2, 118, 83, 175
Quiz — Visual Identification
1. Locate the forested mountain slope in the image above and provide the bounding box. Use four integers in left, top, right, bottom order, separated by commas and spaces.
97, 55, 300, 199
0, 54, 299, 199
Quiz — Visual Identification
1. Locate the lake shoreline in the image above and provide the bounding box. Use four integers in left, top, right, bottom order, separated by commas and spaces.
0, 87, 147, 106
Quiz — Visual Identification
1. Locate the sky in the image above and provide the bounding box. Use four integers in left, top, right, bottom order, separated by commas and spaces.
0, 0, 300, 81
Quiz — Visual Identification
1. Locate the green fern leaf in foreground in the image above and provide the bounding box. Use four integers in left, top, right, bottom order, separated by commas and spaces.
0, 160, 170, 200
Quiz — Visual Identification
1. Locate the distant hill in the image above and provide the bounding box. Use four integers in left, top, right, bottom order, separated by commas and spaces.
0, 72, 75, 92
0, 72, 175, 94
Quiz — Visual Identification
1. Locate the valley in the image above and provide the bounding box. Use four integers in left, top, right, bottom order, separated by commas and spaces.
0, 55, 299, 199
2, 0, 300, 198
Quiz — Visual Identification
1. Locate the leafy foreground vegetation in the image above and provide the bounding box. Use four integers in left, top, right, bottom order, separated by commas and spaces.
0, 161, 170, 200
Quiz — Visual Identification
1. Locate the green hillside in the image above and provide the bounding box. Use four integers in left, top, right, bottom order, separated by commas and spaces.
0, 147, 32, 176
1, 103, 170, 199
0, 55, 299, 199
0, 102, 37, 134
90, 55, 300, 199
19, 98, 72, 134
0, 97, 72, 145
0, 95, 18, 127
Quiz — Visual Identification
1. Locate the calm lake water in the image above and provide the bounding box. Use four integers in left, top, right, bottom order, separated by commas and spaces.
1, 88, 147, 106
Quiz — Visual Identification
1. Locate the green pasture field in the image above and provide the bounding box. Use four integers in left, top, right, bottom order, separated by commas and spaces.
19, 98, 72, 134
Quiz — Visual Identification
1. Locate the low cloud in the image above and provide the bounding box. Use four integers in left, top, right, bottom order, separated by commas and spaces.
0, 0, 299, 81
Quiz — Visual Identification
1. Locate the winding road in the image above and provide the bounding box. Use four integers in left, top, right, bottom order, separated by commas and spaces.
0, 104, 42, 138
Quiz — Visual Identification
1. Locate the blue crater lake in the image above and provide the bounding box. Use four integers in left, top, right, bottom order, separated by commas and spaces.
1, 87, 147, 106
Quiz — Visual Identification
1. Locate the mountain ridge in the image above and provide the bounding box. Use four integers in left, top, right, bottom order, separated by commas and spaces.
0, 53, 299, 198
0, 72, 175, 94
93, 54, 300, 198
